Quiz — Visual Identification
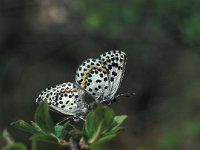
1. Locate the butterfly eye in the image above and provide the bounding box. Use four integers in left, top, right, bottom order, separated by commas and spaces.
72, 117, 79, 122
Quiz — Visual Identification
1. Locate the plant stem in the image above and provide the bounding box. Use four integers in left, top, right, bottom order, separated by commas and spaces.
69, 137, 79, 150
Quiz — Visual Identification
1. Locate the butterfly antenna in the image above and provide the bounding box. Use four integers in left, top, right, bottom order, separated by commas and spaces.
78, 116, 86, 121
115, 92, 135, 98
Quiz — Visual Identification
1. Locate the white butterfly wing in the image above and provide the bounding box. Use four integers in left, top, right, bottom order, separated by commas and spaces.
36, 82, 87, 116
75, 58, 110, 102
75, 50, 127, 103
99, 50, 127, 99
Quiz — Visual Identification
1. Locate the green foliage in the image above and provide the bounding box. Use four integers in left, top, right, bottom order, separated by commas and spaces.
10, 120, 44, 135
85, 105, 127, 146
34, 101, 55, 133
182, 15, 200, 45
80, 0, 200, 48
161, 130, 181, 150
183, 119, 200, 136
5, 101, 127, 149
2, 143, 27, 150
10, 102, 59, 149
2, 129, 28, 150
80, 0, 140, 31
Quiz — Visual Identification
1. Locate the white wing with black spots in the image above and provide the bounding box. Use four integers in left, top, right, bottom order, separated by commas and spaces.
99, 50, 126, 100
36, 82, 87, 116
75, 50, 127, 103
75, 58, 110, 101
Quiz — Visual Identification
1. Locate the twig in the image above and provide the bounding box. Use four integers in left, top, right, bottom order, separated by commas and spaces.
69, 137, 79, 150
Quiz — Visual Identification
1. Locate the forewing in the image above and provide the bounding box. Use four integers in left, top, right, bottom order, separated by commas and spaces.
99, 50, 127, 98
75, 58, 110, 102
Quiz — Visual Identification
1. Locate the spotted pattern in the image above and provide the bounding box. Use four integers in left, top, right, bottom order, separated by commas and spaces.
36, 82, 87, 116
75, 58, 110, 101
75, 50, 127, 103
99, 50, 127, 100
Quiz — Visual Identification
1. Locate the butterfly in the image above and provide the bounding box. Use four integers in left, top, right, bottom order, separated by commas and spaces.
75, 50, 127, 103
36, 82, 87, 120
36, 50, 129, 121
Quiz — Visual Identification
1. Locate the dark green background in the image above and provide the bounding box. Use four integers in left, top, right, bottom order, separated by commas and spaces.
1, 0, 200, 149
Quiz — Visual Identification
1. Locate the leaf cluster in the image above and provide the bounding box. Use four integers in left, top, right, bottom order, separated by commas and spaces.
2, 101, 127, 150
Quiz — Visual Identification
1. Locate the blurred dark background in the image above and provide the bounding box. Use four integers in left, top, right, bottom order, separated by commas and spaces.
1, 0, 200, 149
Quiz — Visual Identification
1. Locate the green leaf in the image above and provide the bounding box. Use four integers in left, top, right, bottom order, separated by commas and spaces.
54, 122, 73, 138
11, 120, 42, 135
34, 101, 55, 134
106, 127, 125, 136
85, 105, 127, 145
100, 107, 114, 133
112, 115, 128, 128
2, 143, 27, 150
2, 129, 28, 150
2, 129, 14, 146
88, 120, 103, 144
92, 127, 125, 145
31, 134, 58, 144
30, 121, 46, 134
2, 129, 10, 139
92, 134, 116, 146
101, 115, 127, 137
85, 110, 96, 137
85, 105, 115, 137
54, 125, 63, 138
